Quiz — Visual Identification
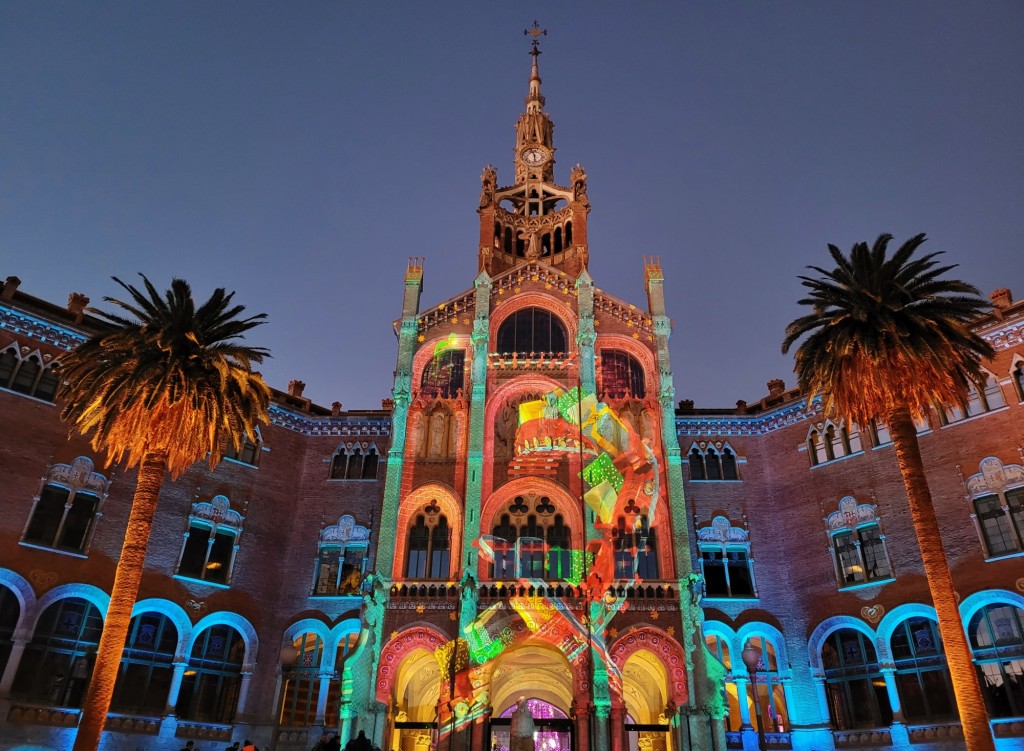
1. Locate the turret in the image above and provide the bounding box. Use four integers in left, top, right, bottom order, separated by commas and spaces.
477, 23, 590, 279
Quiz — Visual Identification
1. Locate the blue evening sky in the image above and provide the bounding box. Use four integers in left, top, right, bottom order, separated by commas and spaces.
2, 2, 1022, 409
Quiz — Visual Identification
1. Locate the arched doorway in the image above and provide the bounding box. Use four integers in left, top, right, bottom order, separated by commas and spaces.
622, 651, 670, 751
391, 648, 442, 751
489, 644, 574, 751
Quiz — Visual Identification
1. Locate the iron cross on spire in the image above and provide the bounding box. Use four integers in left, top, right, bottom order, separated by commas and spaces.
524, 20, 547, 54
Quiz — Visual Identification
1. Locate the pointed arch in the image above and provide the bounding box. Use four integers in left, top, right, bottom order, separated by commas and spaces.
395, 483, 463, 581
609, 626, 688, 706
375, 624, 448, 703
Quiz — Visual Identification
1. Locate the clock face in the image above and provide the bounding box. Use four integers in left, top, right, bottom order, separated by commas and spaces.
521, 147, 548, 166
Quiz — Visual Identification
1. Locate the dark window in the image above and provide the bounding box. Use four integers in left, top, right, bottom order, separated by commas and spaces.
496, 308, 567, 355
546, 515, 572, 581
969, 603, 1024, 718
362, 447, 379, 479
492, 514, 518, 579
821, 629, 892, 730
421, 349, 465, 398
1014, 363, 1024, 402
722, 449, 738, 480
613, 517, 658, 580
705, 449, 722, 480
689, 448, 705, 480
329, 446, 380, 481
975, 493, 1023, 557
175, 625, 244, 724
600, 350, 645, 399
12, 597, 103, 707
405, 508, 450, 580
110, 613, 178, 716
225, 438, 259, 466
23, 484, 98, 554
312, 543, 366, 596
833, 526, 892, 587
11, 355, 40, 394
0, 586, 21, 681
0, 349, 18, 387
700, 547, 753, 598
177, 524, 236, 585
890, 617, 955, 722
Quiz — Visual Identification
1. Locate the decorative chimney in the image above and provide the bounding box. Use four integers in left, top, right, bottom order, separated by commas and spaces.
736, 400, 748, 414
287, 380, 306, 398
381, 398, 395, 411
2, 276, 21, 300
68, 292, 90, 323
767, 378, 786, 396
331, 401, 343, 417
990, 289, 1013, 309
678, 399, 695, 411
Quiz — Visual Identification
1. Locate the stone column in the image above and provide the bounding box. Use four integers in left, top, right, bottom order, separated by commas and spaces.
0, 634, 29, 697
594, 705, 610, 751
879, 667, 904, 723
733, 677, 751, 727
811, 675, 830, 724
164, 661, 188, 714
575, 705, 591, 751
315, 672, 332, 725
236, 670, 254, 716
609, 707, 624, 751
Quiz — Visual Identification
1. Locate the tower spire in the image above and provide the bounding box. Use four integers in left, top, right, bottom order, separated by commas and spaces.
524, 20, 547, 114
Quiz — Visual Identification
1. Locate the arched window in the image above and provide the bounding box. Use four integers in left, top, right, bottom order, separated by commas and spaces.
175, 624, 245, 723
176, 495, 243, 586
613, 516, 658, 580
224, 434, 260, 466
697, 517, 754, 598
826, 497, 892, 588
1013, 362, 1024, 402
821, 628, 892, 730
404, 501, 450, 580
0, 586, 21, 679
110, 612, 178, 716
489, 495, 574, 581
688, 443, 739, 481
496, 308, 567, 355
742, 636, 790, 734
807, 422, 861, 466
12, 597, 103, 708
721, 448, 738, 480
600, 350, 645, 399
705, 634, 740, 731
313, 515, 370, 596
278, 632, 325, 727
689, 447, 706, 480
22, 456, 108, 555
943, 372, 1006, 423
421, 349, 465, 398
968, 603, 1024, 718
0, 348, 18, 387
889, 616, 955, 722
10, 354, 41, 395
329, 444, 380, 480
974, 489, 1024, 558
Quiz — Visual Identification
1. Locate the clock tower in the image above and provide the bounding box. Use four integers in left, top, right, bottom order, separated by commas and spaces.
477, 23, 591, 278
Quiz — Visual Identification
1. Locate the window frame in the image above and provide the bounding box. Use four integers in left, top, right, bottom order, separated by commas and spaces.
21, 458, 109, 556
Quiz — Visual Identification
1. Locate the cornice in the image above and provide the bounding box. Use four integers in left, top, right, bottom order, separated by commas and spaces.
980, 318, 1024, 352
268, 404, 391, 438
677, 399, 821, 437
0, 303, 87, 351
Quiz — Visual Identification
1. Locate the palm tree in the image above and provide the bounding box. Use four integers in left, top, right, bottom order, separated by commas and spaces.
782, 234, 995, 750
57, 276, 271, 751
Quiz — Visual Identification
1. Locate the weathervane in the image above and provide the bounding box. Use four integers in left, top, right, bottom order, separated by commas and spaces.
524, 20, 547, 55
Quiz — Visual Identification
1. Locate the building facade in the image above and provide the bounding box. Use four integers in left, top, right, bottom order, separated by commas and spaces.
1, 42, 1023, 751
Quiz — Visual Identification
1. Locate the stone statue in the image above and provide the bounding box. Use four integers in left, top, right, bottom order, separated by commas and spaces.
509, 697, 536, 751
480, 165, 497, 208
520, 229, 542, 260
571, 163, 590, 207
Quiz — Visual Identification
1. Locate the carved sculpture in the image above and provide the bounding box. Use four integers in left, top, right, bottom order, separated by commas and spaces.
480, 165, 497, 208
509, 698, 536, 751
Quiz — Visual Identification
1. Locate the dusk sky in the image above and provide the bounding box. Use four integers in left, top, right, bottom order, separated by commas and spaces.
3, 2, 1022, 410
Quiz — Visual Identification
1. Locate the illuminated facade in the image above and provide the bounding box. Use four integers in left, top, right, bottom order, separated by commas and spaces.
1, 34, 1024, 751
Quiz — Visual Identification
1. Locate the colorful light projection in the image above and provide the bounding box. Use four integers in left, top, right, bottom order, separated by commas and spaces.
435, 386, 661, 734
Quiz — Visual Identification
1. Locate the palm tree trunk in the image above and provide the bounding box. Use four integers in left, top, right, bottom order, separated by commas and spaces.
73, 450, 168, 751
888, 406, 993, 751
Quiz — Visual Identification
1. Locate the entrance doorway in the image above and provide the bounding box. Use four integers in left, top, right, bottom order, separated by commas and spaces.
491, 699, 573, 751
